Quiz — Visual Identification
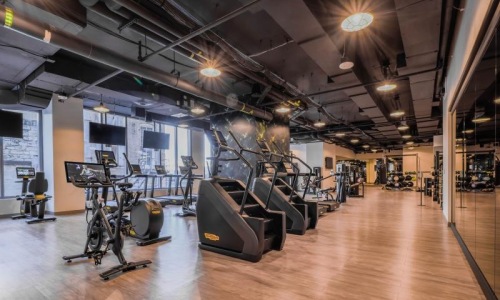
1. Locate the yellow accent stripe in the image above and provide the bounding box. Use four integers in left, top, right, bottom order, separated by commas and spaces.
5, 8, 13, 28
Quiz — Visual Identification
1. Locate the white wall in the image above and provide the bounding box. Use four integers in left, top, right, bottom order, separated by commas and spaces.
43, 95, 85, 213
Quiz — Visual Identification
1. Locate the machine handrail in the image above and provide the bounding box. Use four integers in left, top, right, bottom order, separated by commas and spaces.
213, 130, 253, 215
272, 142, 313, 199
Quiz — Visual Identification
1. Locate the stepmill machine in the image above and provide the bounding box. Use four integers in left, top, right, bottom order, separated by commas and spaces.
226, 132, 319, 235
197, 130, 286, 262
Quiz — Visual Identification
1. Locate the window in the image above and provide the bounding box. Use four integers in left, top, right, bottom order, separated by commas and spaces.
177, 127, 191, 171
104, 114, 127, 175
127, 117, 158, 174
83, 110, 101, 163
1, 111, 41, 198
160, 124, 176, 174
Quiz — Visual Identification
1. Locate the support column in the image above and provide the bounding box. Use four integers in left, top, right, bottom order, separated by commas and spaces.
43, 95, 85, 213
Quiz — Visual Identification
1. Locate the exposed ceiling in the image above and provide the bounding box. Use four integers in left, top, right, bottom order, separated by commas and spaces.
0, 0, 458, 151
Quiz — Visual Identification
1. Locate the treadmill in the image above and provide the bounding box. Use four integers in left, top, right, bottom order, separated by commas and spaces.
154, 165, 185, 206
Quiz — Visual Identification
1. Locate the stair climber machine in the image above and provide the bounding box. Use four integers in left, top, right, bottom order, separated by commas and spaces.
96, 151, 170, 246
63, 153, 152, 280
272, 141, 339, 212
197, 130, 286, 262
251, 138, 321, 233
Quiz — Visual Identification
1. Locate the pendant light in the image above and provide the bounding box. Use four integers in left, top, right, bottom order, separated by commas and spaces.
339, 41, 354, 70
341, 13, 374, 32
94, 95, 110, 113
314, 108, 326, 127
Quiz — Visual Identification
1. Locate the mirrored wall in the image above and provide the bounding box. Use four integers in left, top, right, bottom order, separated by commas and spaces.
454, 27, 500, 295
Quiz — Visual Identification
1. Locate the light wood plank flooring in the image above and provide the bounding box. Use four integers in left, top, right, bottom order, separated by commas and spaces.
0, 186, 484, 299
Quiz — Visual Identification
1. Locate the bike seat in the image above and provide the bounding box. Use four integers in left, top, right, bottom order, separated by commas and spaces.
117, 182, 133, 189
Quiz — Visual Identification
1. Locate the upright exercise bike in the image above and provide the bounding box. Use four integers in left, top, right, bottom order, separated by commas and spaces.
62, 154, 152, 280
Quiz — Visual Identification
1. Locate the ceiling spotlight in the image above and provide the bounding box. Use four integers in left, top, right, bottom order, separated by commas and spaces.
362, 144, 370, 149
275, 106, 291, 113
462, 129, 474, 134
390, 110, 405, 118
456, 138, 465, 142
335, 132, 346, 137
377, 83, 397, 92
402, 134, 412, 139
314, 120, 326, 127
178, 124, 189, 128
472, 116, 491, 123
408, 146, 415, 150
191, 106, 206, 115
371, 149, 377, 153
397, 121, 409, 131
406, 141, 414, 145
494, 98, 500, 104
94, 95, 110, 113
350, 138, 360, 144
341, 12, 374, 32
200, 62, 221, 78
339, 56, 354, 70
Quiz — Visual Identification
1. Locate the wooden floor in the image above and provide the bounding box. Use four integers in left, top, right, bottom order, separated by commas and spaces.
0, 186, 484, 300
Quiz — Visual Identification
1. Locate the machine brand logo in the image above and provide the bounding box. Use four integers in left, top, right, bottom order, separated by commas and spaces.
152, 209, 161, 214
204, 233, 220, 241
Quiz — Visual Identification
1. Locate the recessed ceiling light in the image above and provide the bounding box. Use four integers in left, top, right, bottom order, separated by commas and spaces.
191, 106, 206, 115
178, 124, 189, 128
350, 138, 360, 144
377, 83, 397, 92
341, 12, 374, 32
339, 56, 354, 70
472, 116, 491, 123
371, 149, 377, 152
200, 66, 221, 78
335, 132, 346, 137
462, 129, 474, 134
275, 106, 291, 113
390, 110, 405, 118
402, 134, 411, 139
362, 144, 370, 149
494, 98, 500, 104
406, 141, 414, 145
314, 120, 326, 127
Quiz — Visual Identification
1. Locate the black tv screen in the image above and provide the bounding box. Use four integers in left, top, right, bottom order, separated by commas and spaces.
0, 110, 23, 138
325, 157, 334, 169
143, 131, 169, 150
89, 122, 126, 146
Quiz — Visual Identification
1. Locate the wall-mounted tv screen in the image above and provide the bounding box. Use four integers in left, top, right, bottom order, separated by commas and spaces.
143, 131, 170, 150
89, 122, 126, 146
325, 157, 334, 169
0, 110, 23, 138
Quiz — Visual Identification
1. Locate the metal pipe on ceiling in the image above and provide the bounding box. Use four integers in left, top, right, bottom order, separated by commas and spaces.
0, 5, 272, 121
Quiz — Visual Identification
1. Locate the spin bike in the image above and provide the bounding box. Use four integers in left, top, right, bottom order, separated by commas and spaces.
62, 154, 152, 280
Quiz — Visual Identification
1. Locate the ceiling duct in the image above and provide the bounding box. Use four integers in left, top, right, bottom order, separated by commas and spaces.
0, 88, 51, 109
0, 5, 272, 121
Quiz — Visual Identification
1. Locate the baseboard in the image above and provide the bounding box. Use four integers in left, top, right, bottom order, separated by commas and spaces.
450, 223, 497, 300
53, 209, 85, 215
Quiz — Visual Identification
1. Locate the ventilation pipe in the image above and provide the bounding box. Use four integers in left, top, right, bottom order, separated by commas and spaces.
0, 5, 272, 121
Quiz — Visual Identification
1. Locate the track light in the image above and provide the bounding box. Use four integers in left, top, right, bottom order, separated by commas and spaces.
94, 95, 109, 113
314, 120, 326, 127
377, 83, 397, 92
341, 13, 374, 32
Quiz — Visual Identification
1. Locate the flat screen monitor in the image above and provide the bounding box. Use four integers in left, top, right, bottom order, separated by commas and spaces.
143, 131, 170, 150
16, 167, 35, 178
155, 165, 167, 175
89, 122, 126, 146
0, 110, 23, 138
325, 157, 334, 169
131, 164, 142, 175
64, 161, 107, 183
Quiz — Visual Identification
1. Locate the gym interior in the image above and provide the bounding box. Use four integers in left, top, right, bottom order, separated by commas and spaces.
0, 0, 499, 299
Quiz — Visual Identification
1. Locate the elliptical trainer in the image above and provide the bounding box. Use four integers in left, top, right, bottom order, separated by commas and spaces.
96, 150, 171, 246
176, 155, 199, 217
